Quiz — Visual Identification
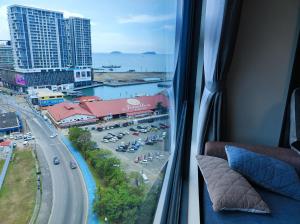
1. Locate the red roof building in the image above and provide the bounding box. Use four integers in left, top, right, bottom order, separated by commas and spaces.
0, 140, 11, 147
47, 94, 169, 127
80, 94, 169, 118
47, 102, 97, 127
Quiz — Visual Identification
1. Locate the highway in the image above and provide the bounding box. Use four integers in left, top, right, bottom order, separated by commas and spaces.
0, 94, 88, 224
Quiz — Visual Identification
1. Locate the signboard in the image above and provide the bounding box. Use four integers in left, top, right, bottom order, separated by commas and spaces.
15, 74, 26, 86
126, 98, 151, 111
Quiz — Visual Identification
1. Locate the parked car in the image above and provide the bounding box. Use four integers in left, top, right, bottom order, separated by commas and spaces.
102, 139, 109, 143
129, 127, 137, 132
53, 156, 60, 165
132, 132, 140, 136
97, 127, 103, 131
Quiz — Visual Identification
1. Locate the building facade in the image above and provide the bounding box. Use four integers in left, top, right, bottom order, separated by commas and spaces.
0, 41, 14, 69
64, 17, 92, 68
5, 5, 93, 91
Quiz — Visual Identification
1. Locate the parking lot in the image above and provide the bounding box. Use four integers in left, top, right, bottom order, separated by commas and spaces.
87, 119, 171, 186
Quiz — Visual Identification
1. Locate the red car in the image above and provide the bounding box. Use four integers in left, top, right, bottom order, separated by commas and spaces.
132, 132, 140, 136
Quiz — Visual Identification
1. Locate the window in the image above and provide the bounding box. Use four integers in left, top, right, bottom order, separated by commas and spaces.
1, 1, 177, 224
70, 1, 177, 223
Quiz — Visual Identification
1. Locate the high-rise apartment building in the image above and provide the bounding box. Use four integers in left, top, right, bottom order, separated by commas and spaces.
65, 17, 92, 68
7, 5, 66, 72
0, 40, 14, 69
2, 5, 93, 92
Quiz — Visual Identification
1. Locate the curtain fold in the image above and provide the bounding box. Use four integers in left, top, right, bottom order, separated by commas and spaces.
196, 0, 243, 155
290, 88, 300, 152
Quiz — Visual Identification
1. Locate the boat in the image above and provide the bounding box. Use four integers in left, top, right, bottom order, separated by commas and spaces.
63, 90, 84, 97
102, 65, 122, 69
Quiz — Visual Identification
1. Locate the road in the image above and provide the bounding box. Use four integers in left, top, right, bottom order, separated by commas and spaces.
0, 94, 88, 224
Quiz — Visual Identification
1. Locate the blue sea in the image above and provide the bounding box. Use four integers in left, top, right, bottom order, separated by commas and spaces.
92, 53, 174, 72
81, 82, 169, 100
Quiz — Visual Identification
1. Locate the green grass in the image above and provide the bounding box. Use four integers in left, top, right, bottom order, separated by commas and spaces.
0, 159, 5, 173
0, 151, 37, 224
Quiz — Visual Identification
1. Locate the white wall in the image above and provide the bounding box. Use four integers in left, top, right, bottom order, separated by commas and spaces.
225, 0, 300, 146
60, 114, 96, 124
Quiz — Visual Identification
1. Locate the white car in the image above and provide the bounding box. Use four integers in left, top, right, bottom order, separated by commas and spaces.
23, 141, 28, 146
50, 134, 57, 138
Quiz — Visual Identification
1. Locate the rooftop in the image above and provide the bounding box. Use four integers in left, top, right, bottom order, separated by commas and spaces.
0, 112, 19, 130
32, 89, 64, 98
80, 94, 169, 118
47, 102, 95, 121
47, 94, 169, 121
75, 96, 102, 102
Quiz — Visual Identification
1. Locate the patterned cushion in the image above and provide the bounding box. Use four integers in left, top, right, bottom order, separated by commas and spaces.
196, 155, 270, 213
225, 145, 300, 201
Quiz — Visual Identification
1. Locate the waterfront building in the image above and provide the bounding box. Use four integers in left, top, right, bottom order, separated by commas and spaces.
0, 41, 14, 69
29, 88, 64, 107
47, 102, 97, 127
3, 5, 93, 92
47, 94, 169, 127
64, 17, 92, 68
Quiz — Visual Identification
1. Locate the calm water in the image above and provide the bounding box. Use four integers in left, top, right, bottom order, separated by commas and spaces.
81, 83, 168, 100
92, 53, 174, 72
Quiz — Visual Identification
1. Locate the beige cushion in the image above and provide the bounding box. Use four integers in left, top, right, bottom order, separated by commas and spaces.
196, 155, 270, 213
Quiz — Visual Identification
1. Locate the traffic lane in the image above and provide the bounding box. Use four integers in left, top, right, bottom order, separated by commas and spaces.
51, 138, 86, 224
56, 138, 87, 224
27, 116, 85, 224
4, 97, 87, 224
33, 116, 87, 224
26, 118, 70, 224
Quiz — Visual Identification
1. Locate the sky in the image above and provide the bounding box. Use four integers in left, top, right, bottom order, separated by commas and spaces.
0, 0, 177, 53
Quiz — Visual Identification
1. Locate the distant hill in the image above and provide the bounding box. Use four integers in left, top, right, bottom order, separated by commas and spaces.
110, 51, 122, 54
142, 51, 157, 55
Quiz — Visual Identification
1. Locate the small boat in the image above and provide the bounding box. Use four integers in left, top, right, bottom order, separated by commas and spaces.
102, 65, 121, 69
63, 90, 83, 97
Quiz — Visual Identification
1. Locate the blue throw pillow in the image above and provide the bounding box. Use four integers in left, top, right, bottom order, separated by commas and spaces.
225, 145, 300, 201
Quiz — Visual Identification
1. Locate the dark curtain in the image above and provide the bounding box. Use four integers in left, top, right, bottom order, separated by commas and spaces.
279, 33, 300, 148
196, 0, 243, 155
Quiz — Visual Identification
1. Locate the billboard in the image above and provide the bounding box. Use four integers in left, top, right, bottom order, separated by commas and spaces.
15, 74, 26, 86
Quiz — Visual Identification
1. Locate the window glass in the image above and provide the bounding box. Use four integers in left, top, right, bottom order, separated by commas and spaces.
0, 0, 177, 223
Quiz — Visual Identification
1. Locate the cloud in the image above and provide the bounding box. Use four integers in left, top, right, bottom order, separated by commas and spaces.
59, 9, 84, 18
0, 5, 10, 40
162, 24, 175, 31
118, 14, 174, 24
